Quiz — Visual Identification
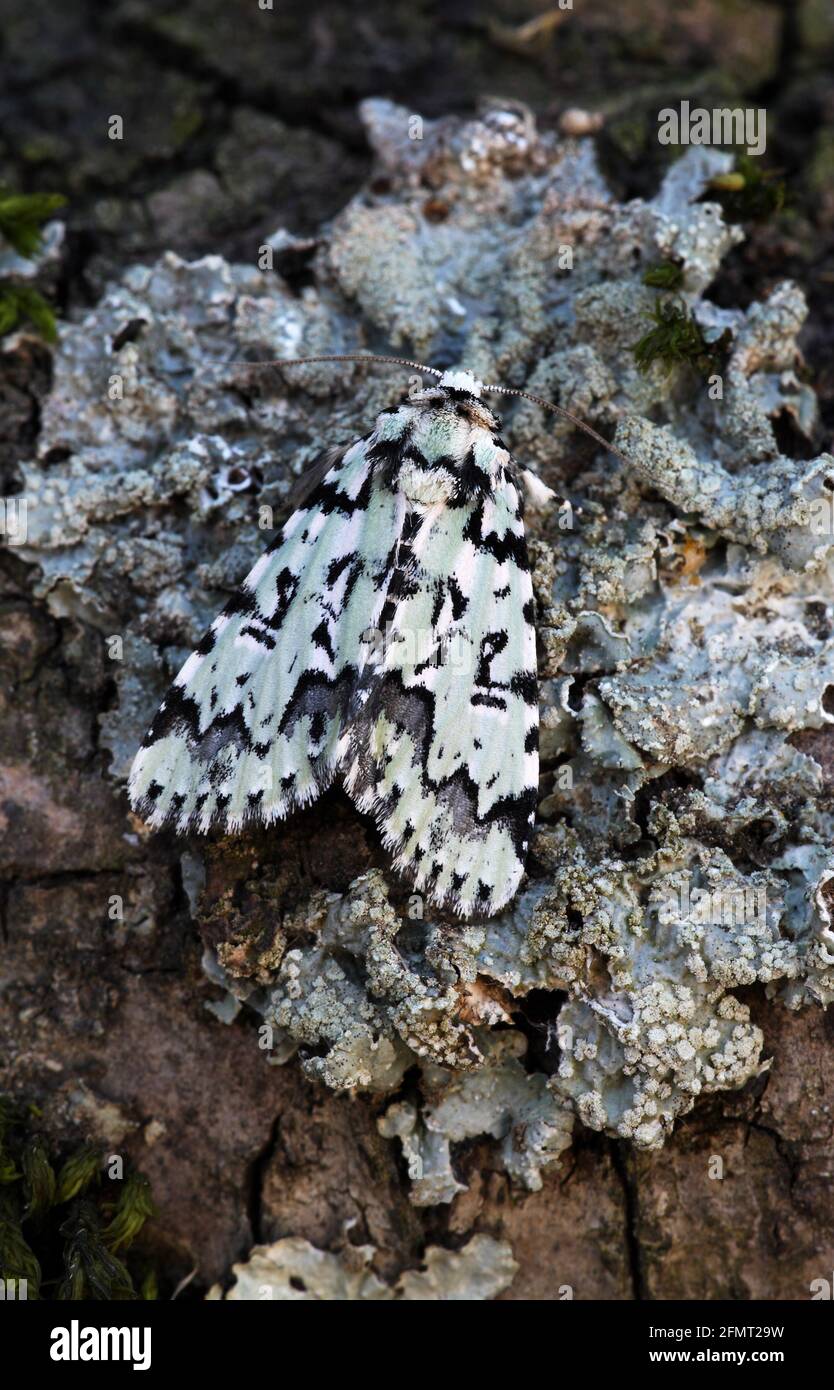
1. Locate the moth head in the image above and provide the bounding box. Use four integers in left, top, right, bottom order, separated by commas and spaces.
409, 367, 503, 438
437, 368, 483, 396
207, 354, 629, 468
394, 371, 507, 504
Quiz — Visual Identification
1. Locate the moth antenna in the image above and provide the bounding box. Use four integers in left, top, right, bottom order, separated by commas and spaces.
482, 383, 628, 465
198, 354, 625, 462
201, 353, 444, 378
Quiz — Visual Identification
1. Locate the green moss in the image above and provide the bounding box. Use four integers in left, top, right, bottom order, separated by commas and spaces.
0, 1096, 157, 1301
0, 186, 67, 344
807, 129, 834, 200
55, 1144, 103, 1203
102, 1171, 157, 1253
21, 1138, 56, 1217
0, 189, 66, 258
605, 113, 650, 163
706, 153, 786, 222
0, 1188, 43, 1294
0, 284, 59, 342
20, 136, 68, 166
0, 1097, 22, 1182
632, 296, 729, 376
57, 1200, 136, 1301
170, 101, 204, 148
642, 260, 685, 290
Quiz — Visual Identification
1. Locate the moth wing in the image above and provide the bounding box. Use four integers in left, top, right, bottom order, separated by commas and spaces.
342, 469, 538, 917
129, 439, 399, 832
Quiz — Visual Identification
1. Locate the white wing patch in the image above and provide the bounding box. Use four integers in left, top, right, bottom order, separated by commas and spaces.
129, 379, 540, 918
341, 469, 537, 917
129, 439, 399, 832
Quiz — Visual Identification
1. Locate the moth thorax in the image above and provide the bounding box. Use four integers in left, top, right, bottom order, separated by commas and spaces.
396, 458, 458, 505
438, 368, 483, 395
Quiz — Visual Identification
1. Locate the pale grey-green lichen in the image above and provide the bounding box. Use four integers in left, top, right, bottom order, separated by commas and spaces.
12, 99, 834, 1197
207, 1233, 517, 1301
378, 1032, 574, 1204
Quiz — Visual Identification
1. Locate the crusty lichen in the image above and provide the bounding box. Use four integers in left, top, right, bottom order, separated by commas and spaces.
12, 99, 834, 1198
207, 1232, 517, 1301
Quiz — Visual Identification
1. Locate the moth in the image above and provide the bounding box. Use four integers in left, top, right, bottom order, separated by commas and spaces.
129, 355, 622, 917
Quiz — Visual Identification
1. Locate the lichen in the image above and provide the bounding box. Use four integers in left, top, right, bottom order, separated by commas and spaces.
207, 1233, 517, 1301
12, 99, 834, 1199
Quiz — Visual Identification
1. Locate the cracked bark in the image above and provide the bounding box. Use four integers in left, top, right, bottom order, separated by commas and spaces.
2, 0, 834, 1300
4, 565, 834, 1295
609, 1141, 647, 1302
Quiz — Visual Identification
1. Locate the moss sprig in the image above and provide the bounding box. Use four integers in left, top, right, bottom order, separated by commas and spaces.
0, 186, 66, 343
0, 283, 59, 341
0, 190, 66, 258
0, 1095, 157, 1300
57, 1199, 135, 1301
21, 1137, 56, 1217
632, 296, 729, 376
642, 259, 684, 291
55, 1144, 102, 1204
706, 154, 787, 222
102, 1170, 158, 1253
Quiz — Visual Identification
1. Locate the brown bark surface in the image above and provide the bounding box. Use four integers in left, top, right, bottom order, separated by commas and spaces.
2, 0, 834, 1300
